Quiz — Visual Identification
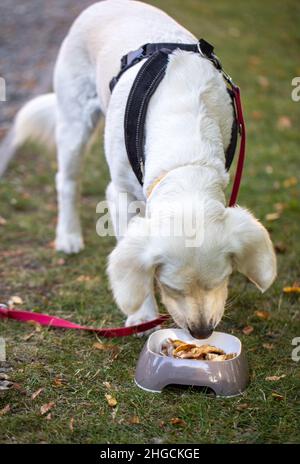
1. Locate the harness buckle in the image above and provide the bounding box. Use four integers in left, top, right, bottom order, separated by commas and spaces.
121, 47, 145, 69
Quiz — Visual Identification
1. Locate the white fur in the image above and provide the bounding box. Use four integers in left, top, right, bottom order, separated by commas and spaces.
6, 0, 276, 335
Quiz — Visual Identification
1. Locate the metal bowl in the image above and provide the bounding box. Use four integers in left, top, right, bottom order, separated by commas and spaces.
135, 328, 249, 397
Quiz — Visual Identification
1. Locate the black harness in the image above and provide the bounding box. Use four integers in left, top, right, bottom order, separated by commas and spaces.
110, 39, 238, 186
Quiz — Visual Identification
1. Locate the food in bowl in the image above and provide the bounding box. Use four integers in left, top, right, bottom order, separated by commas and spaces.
161, 338, 236, 361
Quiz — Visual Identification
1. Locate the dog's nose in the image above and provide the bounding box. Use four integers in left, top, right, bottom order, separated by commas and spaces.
188, 325, 214, 340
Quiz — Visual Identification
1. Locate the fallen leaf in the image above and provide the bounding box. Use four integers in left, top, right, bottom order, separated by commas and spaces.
266, 375, 286, 382
159, 420, 166, 428
31, 388, 44, 400
263, 343, 274, 350
103, 381, 112, 389
53, 377, 65, 387
277, 116, 292, 130
249, 56, 261, 66
8, 295, 23, 308
76, 275, 93, 282
170, 417, 186, 426
23, 331, 35, 341
105, 394, 117, 407
45, 413, 52, 420
271, 392, 284, 401
93, 342, 119, 353
255, 310, 270, 320
283, 176, 297, 188
252, 110, 264, 121
242, 325, 254, 335
56, 258, 65, 266
40, 402, 55, 415
264, 164, 273, 174
0, 404, 11, 416
236, 403, 249, 411
26, 320, 42, 332
274, 242, 287, 254
0, 216, 7, 226
265, 212, 280, 221
128, 415, 140, 424
258, 75, 270, 88
283, 286, 300, 294
69, 417, 75, 432
274, 202, 285, 213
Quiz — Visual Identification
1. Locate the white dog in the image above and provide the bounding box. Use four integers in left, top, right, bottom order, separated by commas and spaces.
4, 0, 276, 337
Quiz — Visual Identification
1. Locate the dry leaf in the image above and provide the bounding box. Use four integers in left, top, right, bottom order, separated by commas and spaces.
56, 258, 65, 266
0, 404, 11, 416
264, 164, 273, 174
129, 415, 140, 424
252, 110, 264, 121
69, 417, 75, 432
266, 375, 286, 382
283, 286, 300, 294
277, 116, 292, 130
159, 420, 165, 428
40, 402, 55, 415
249, 56, 261, 66
258, 75, 269, 88
103, 381, 112, 389
0, 216, 7, 226
170, 417, 186, 426
31, 388, 44, 400
53, 377, 65, 387
274, 242, 286, 254
105, 394, 117, 407
23, 331, 35, 341
46, 413, 52, 420
242, 325, 254, 335
265, 212, 280, 221
93, 342, 119, 353
283, 176, 297, 188
271, 392, 284, 401
263, 343, 274, 350
255, 310, 270, 320
274, 202, 285, 213
236, 403, 249, 411
76, 275, 92, 282
8, 295, 23, 308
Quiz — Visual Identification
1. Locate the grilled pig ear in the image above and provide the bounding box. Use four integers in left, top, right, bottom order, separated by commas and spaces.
107, 217, 156, 314
225, 207, 277, 292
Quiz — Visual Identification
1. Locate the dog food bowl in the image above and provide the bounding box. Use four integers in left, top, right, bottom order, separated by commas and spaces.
135, 328, 249, 397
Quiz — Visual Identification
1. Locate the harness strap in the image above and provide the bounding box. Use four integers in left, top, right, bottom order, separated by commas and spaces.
0, 304, 170, 337
124, 49, 171, 185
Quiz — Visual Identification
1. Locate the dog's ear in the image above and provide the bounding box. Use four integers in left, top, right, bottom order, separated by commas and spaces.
107, 217, 156, 315
225, 207, 277, 292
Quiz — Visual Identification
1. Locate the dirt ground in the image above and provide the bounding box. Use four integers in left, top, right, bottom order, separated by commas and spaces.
0, 0, 95, 137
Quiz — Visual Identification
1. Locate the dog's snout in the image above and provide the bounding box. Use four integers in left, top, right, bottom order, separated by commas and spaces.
188, 324, 214, 340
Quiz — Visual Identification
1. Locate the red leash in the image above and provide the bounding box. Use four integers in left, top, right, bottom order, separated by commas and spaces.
228, 84, 246, 207
0, 304, 169, 337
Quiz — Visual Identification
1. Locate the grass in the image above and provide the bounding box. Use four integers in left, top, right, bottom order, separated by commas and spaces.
0, 0, 300, 444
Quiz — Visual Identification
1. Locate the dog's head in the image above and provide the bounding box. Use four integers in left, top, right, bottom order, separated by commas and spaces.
108, 203, 276, 338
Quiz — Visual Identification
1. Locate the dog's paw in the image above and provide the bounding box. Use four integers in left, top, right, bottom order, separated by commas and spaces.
55, 232, 84, 254
125, 313, 160, 337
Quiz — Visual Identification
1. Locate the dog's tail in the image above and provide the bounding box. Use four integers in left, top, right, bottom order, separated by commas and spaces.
0, 93, 57, 176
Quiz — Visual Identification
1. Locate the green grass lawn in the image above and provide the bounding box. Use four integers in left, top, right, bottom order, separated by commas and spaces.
0, 0, 300, 444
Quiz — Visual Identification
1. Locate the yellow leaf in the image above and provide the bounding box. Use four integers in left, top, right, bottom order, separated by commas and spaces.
271, 392, 284, 401
129, 415, 140, 424
283, 286, 300, 294
105, 394, 117, 407
283, 176, 297, 188
266, 375, 286, 381
255, 310, 270, 320
265, 212, 280, 221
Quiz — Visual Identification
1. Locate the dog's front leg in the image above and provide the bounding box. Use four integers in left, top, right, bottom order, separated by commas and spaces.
125, 294, 159, 335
